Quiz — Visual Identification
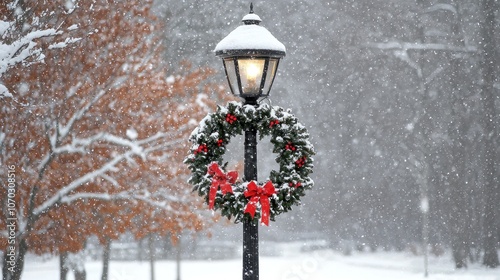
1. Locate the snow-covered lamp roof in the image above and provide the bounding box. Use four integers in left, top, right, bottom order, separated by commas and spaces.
215, 8, 285, 58
242, 13, 261, 23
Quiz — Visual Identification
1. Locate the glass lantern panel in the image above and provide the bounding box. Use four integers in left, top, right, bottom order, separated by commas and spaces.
261, 58, 279, 97
223, 58, 239, 96
238, 58, 265, 96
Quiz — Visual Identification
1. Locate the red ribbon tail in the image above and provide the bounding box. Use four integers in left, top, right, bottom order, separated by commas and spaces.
244, 197, 259, 219
260, 197, 271, 226
208, 182, 218, 210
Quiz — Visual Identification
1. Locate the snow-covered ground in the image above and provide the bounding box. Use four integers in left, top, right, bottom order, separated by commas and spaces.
22, 249, 500, 280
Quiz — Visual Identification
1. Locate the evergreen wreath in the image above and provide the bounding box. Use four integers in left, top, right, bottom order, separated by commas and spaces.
184, 101, 314, 225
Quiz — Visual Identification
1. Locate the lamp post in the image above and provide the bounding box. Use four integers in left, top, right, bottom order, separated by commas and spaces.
215, 4, 285, 280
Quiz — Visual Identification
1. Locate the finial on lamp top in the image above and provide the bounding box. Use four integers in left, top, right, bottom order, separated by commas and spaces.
242, 2, 261, 25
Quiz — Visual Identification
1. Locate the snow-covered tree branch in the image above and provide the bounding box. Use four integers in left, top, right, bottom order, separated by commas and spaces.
0, 1, 81, 99
362, 41, 477, 53
0, 1, 220, 279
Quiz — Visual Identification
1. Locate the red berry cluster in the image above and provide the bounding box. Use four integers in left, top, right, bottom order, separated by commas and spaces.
288, 182, 302, 188
194, 144, 208, 155
269, 119, 280, 128
225, 113, 237, 124
217, 139, 224, 147
285, 142, 297, 151
295, 157, 307, 168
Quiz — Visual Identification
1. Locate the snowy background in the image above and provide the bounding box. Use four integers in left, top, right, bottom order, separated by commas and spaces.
157, 0, 499, 270
1, 0, 499, 279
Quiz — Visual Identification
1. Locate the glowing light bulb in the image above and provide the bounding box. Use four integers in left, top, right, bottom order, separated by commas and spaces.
245, 62, 260, 82
239, 59, 264, 95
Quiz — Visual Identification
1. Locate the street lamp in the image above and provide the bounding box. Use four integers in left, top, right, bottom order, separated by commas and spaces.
215, 4, 286, 280
215, 3, 286, 105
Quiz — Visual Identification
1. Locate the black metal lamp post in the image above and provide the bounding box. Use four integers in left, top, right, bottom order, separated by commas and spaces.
215, 4, 285, 280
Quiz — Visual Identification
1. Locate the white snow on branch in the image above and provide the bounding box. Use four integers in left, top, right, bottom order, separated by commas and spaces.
58, 89, 107, 138
425, 66, 445, 85
60, 190, 185, 214
0, 20, 10, 34
40, 132, 146, 170
126, 128, 138, 140
100, 133, 144, 155
60, 191, 130, 204
393, 50, 422, 77
363, 41, 477, 53
424, 3, 457, 15
65, 0, 77, 14
33, 150, 134, 216
0, 28, 61, 78
67, 24, 79, 31
33, 126, 190, 216
48, 37, 82, 49
0, 84, 13, 98
101, 174, 120, 188
0, 3, 81, 99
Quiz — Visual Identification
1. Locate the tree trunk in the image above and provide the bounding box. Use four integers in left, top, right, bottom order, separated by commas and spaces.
2, 244, 15, 280
148, 234, 155, 280
481, 0, 500, 268
4, 187, 40, 280
176, 238, 181, 280
448, 129, 469, 269
1, 239, 27, 280
7, 238, 28, 280
74, 269, 86, 280
449, 48, 470, 271
138, 237, 143, 261
3, 189, 37, 280
60, 252, 68, 280
101, 238, 111, 280
451, 239, 468, 268
68, 252, 87, 280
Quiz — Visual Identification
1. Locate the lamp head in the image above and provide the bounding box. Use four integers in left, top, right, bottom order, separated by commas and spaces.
215, 4, 286, 103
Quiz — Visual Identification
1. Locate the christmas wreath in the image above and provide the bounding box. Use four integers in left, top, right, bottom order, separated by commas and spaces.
184, 102, 314, 225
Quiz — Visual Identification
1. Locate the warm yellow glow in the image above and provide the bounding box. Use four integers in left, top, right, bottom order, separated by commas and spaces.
243, 61, 261, 82
239, 59, 265, 95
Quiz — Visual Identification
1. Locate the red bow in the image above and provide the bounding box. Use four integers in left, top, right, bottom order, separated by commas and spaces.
207, 163, 237, 210
244, 181, 276, 226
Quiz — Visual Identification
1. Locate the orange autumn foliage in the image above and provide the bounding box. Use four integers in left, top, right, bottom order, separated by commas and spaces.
0, 0, 223, 262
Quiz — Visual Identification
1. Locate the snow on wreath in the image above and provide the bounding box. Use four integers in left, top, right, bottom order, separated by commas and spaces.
184, 102, 315, 225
